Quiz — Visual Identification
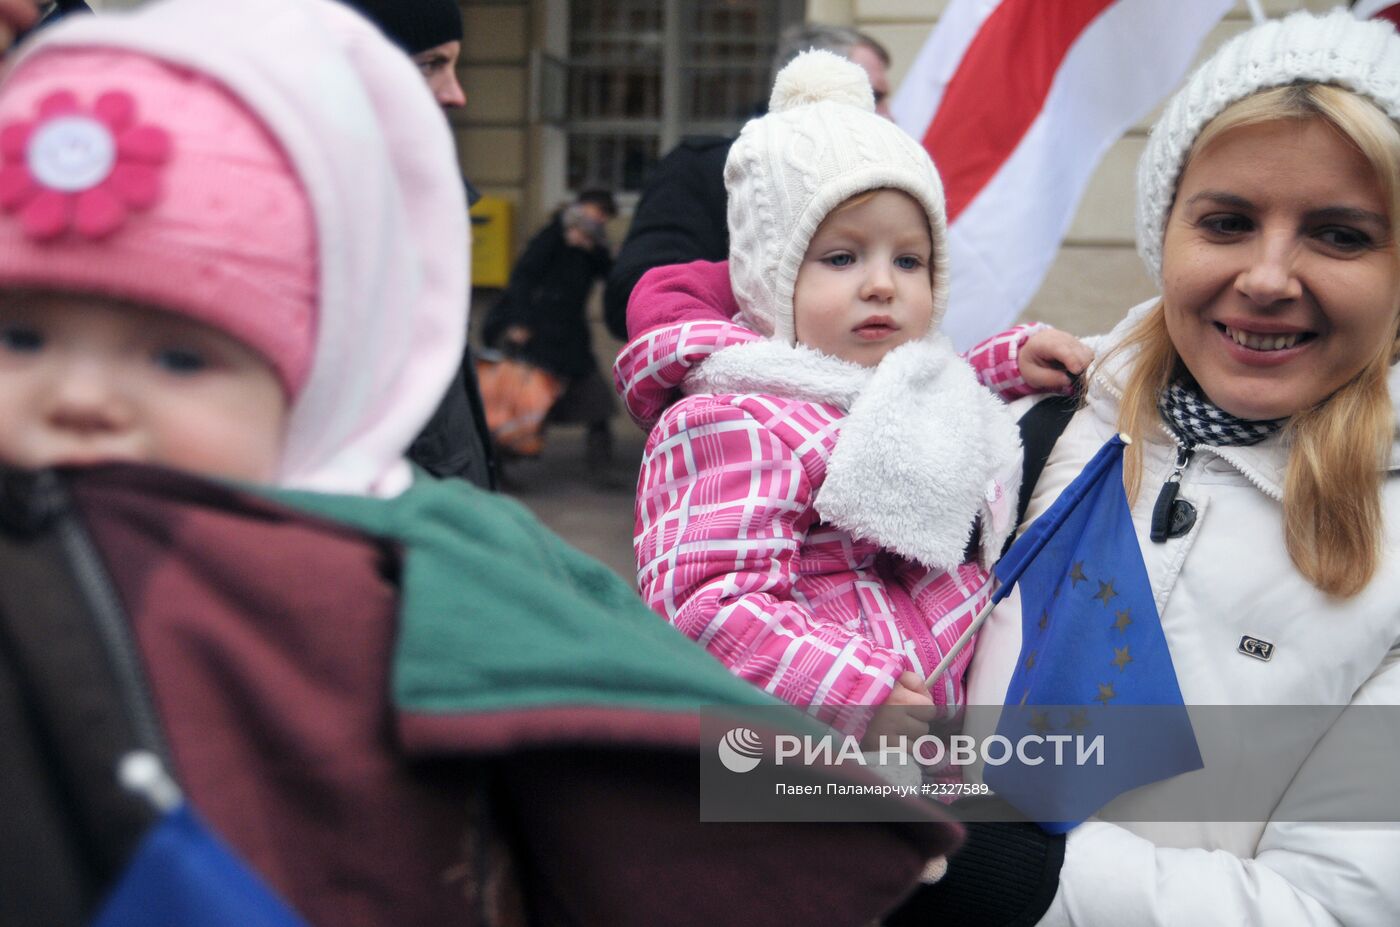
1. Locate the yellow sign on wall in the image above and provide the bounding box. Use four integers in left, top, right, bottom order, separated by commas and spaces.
470, 196, 513, 288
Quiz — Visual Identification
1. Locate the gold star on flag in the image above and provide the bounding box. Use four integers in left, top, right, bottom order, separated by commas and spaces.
1065, 709, 1089, 732
1112, 646, 1132, 671
1025, 651, 1037, 670
1094, 580, 1118, 606
1029, 710, 1052, 735
1038, 610, 1049, 631
1114, 609, 1132, 632
1069, 562, 1088, 586
1094, 682, 1116, 705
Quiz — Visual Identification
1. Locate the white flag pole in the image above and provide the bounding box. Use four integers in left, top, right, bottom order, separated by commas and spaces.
925, 593, 999, 690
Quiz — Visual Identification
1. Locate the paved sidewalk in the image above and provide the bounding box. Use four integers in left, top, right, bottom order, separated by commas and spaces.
501, 421, 646, 581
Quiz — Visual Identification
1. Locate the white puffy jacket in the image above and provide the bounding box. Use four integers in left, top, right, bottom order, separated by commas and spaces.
965, 302, 1400, 927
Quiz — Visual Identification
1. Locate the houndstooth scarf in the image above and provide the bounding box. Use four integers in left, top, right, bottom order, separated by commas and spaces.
1157, 379, 1286, 448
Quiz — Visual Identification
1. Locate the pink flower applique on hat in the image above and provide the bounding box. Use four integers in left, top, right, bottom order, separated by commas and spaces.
0, 89, 170, 241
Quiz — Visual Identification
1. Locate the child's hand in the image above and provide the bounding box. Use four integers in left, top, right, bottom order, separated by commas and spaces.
860, 672, 935, 750
1019, 328, 1093, 395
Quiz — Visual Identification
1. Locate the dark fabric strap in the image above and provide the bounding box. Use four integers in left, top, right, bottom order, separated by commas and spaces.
1001, 394, 1079, 560
1016, 394, 1079, 530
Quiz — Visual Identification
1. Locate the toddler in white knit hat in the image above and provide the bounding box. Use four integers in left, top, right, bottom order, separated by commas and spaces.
623, 50, 1089, 748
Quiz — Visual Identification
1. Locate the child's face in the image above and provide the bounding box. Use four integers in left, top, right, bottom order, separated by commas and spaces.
792, 189, 935, 367
0, 292, 288, 482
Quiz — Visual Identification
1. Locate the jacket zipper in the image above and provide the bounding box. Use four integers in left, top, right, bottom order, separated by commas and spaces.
1205, 445, 1285, 501
875, 552, 943, 695
48, 477, 172, 766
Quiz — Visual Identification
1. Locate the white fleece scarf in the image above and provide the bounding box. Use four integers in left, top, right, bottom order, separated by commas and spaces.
684, 335, 1022, 571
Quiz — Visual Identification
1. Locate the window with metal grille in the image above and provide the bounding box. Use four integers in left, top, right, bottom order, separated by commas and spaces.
561, 0, 802, 193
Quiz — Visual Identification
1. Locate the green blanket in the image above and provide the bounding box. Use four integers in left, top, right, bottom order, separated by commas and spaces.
273, 476, 783, 720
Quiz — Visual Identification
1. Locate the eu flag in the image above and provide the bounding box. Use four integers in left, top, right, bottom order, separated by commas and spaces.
983, 435, 1202, 832
92, 804, 309, 927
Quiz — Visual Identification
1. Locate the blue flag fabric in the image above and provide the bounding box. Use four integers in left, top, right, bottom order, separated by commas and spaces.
91, 804, 309, 927
984, 435, 1202, 832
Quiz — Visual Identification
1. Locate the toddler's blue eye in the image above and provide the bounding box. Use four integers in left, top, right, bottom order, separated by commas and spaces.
825, 254, 854, 267
155, 348, 208, 373
0, 326, 43, 353
895, 256, 922, 270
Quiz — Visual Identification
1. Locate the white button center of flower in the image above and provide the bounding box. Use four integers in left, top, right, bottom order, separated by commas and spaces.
28, 116, 117, 192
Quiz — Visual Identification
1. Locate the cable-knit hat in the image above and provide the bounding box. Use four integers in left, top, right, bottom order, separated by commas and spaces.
1137, 9, 1400, 283
0, 49, 317, 397
725, 49, 948, 344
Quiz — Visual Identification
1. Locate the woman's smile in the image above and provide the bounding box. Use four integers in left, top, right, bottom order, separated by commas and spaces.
1212, 321, 1316, 365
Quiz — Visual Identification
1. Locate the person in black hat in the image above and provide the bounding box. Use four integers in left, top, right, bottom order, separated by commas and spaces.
339, 0, 498, 490
338, 0, 466, 109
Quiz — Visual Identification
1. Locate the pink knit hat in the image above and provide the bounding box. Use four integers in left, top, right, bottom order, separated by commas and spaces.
0, 49, 317, 396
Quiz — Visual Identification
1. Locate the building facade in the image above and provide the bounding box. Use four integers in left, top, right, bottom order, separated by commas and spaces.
459, 0, 1339, 340
93, 0, 1344, 338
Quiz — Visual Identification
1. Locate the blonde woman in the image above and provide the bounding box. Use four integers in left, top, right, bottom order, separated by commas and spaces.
896, 10, 1400, 927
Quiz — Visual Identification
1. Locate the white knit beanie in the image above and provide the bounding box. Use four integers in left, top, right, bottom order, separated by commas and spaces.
725, 49, 949, 343
1137, 8, 1400, 283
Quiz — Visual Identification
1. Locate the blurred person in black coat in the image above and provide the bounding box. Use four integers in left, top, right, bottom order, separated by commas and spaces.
483, 190, 622, 483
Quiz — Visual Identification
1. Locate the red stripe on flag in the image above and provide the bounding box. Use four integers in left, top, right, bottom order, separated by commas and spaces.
1355, 0, 1400, 27
924, 0, 1117, 222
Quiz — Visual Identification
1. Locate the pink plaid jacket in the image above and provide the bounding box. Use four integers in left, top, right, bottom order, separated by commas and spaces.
617, 262, 1041, 732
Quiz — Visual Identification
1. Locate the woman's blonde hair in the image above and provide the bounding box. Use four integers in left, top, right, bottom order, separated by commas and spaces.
1110, 83, 1400, 598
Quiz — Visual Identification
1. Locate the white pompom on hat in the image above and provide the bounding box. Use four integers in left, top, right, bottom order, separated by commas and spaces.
1136, 8, 1400, 283
724, 49, 948, 344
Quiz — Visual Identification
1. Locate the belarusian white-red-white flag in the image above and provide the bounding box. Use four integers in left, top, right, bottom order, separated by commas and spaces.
1353, 0, 1400, 30
891, 0, 1230, 350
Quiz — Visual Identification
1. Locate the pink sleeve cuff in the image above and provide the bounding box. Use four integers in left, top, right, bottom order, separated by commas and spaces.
962, 322, 1051, 401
